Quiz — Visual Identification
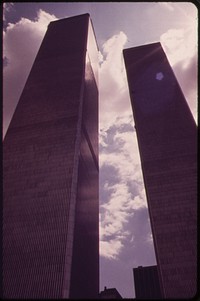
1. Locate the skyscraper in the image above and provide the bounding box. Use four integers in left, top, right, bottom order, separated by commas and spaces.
3, 14, 99, 299
133, 265, 162, 299
123, 42, 197, 299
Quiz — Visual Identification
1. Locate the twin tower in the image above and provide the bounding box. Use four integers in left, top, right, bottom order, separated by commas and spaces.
3, 14, 197, 299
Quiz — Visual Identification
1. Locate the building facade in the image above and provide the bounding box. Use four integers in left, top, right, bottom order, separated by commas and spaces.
3, 14, 99, 299
133, 265, 162, 299
123, 42, 197, 299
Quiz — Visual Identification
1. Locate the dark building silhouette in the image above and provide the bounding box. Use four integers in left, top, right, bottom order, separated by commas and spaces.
133, 265, 162, 299
3, 14, 99, 299
123, 42, 197, 299
99, 287, 123, 299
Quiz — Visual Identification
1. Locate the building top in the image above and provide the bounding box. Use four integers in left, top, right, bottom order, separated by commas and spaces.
123, 41, 161, 54
48, 13, 99, 52
134, 265, 157, 270
48, 13, 90, 26
99, 287, 123, 299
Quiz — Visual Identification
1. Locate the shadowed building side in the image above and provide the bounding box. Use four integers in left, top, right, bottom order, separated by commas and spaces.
133, 265, 162, 299
123, 42, 197, 299
3, 14, 99, 299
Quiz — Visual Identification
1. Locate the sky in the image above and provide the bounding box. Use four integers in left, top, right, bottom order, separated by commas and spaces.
3, 2, 198, 298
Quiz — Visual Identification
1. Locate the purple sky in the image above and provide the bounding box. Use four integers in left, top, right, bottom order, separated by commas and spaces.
3, 2, 197, 298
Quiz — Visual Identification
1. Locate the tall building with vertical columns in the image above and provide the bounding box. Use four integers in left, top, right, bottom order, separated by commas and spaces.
3, 14, 99, 299
123, 42, 197, 299
133, 265, 162, 299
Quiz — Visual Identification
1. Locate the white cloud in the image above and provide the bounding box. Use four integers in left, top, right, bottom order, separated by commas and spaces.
160, 3, 197, 71
99, 31, 131, 130
3, 3, 14, 21
100, 182, 132, 259
99, 84, 149, 258
100, 240, 124, 260
99, 117, 148, 259
160, 22, 197, 123
100, 117, 143, 184
3, 9, 57, 137
160, 28, 196, 67
100, 179, 147, 259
